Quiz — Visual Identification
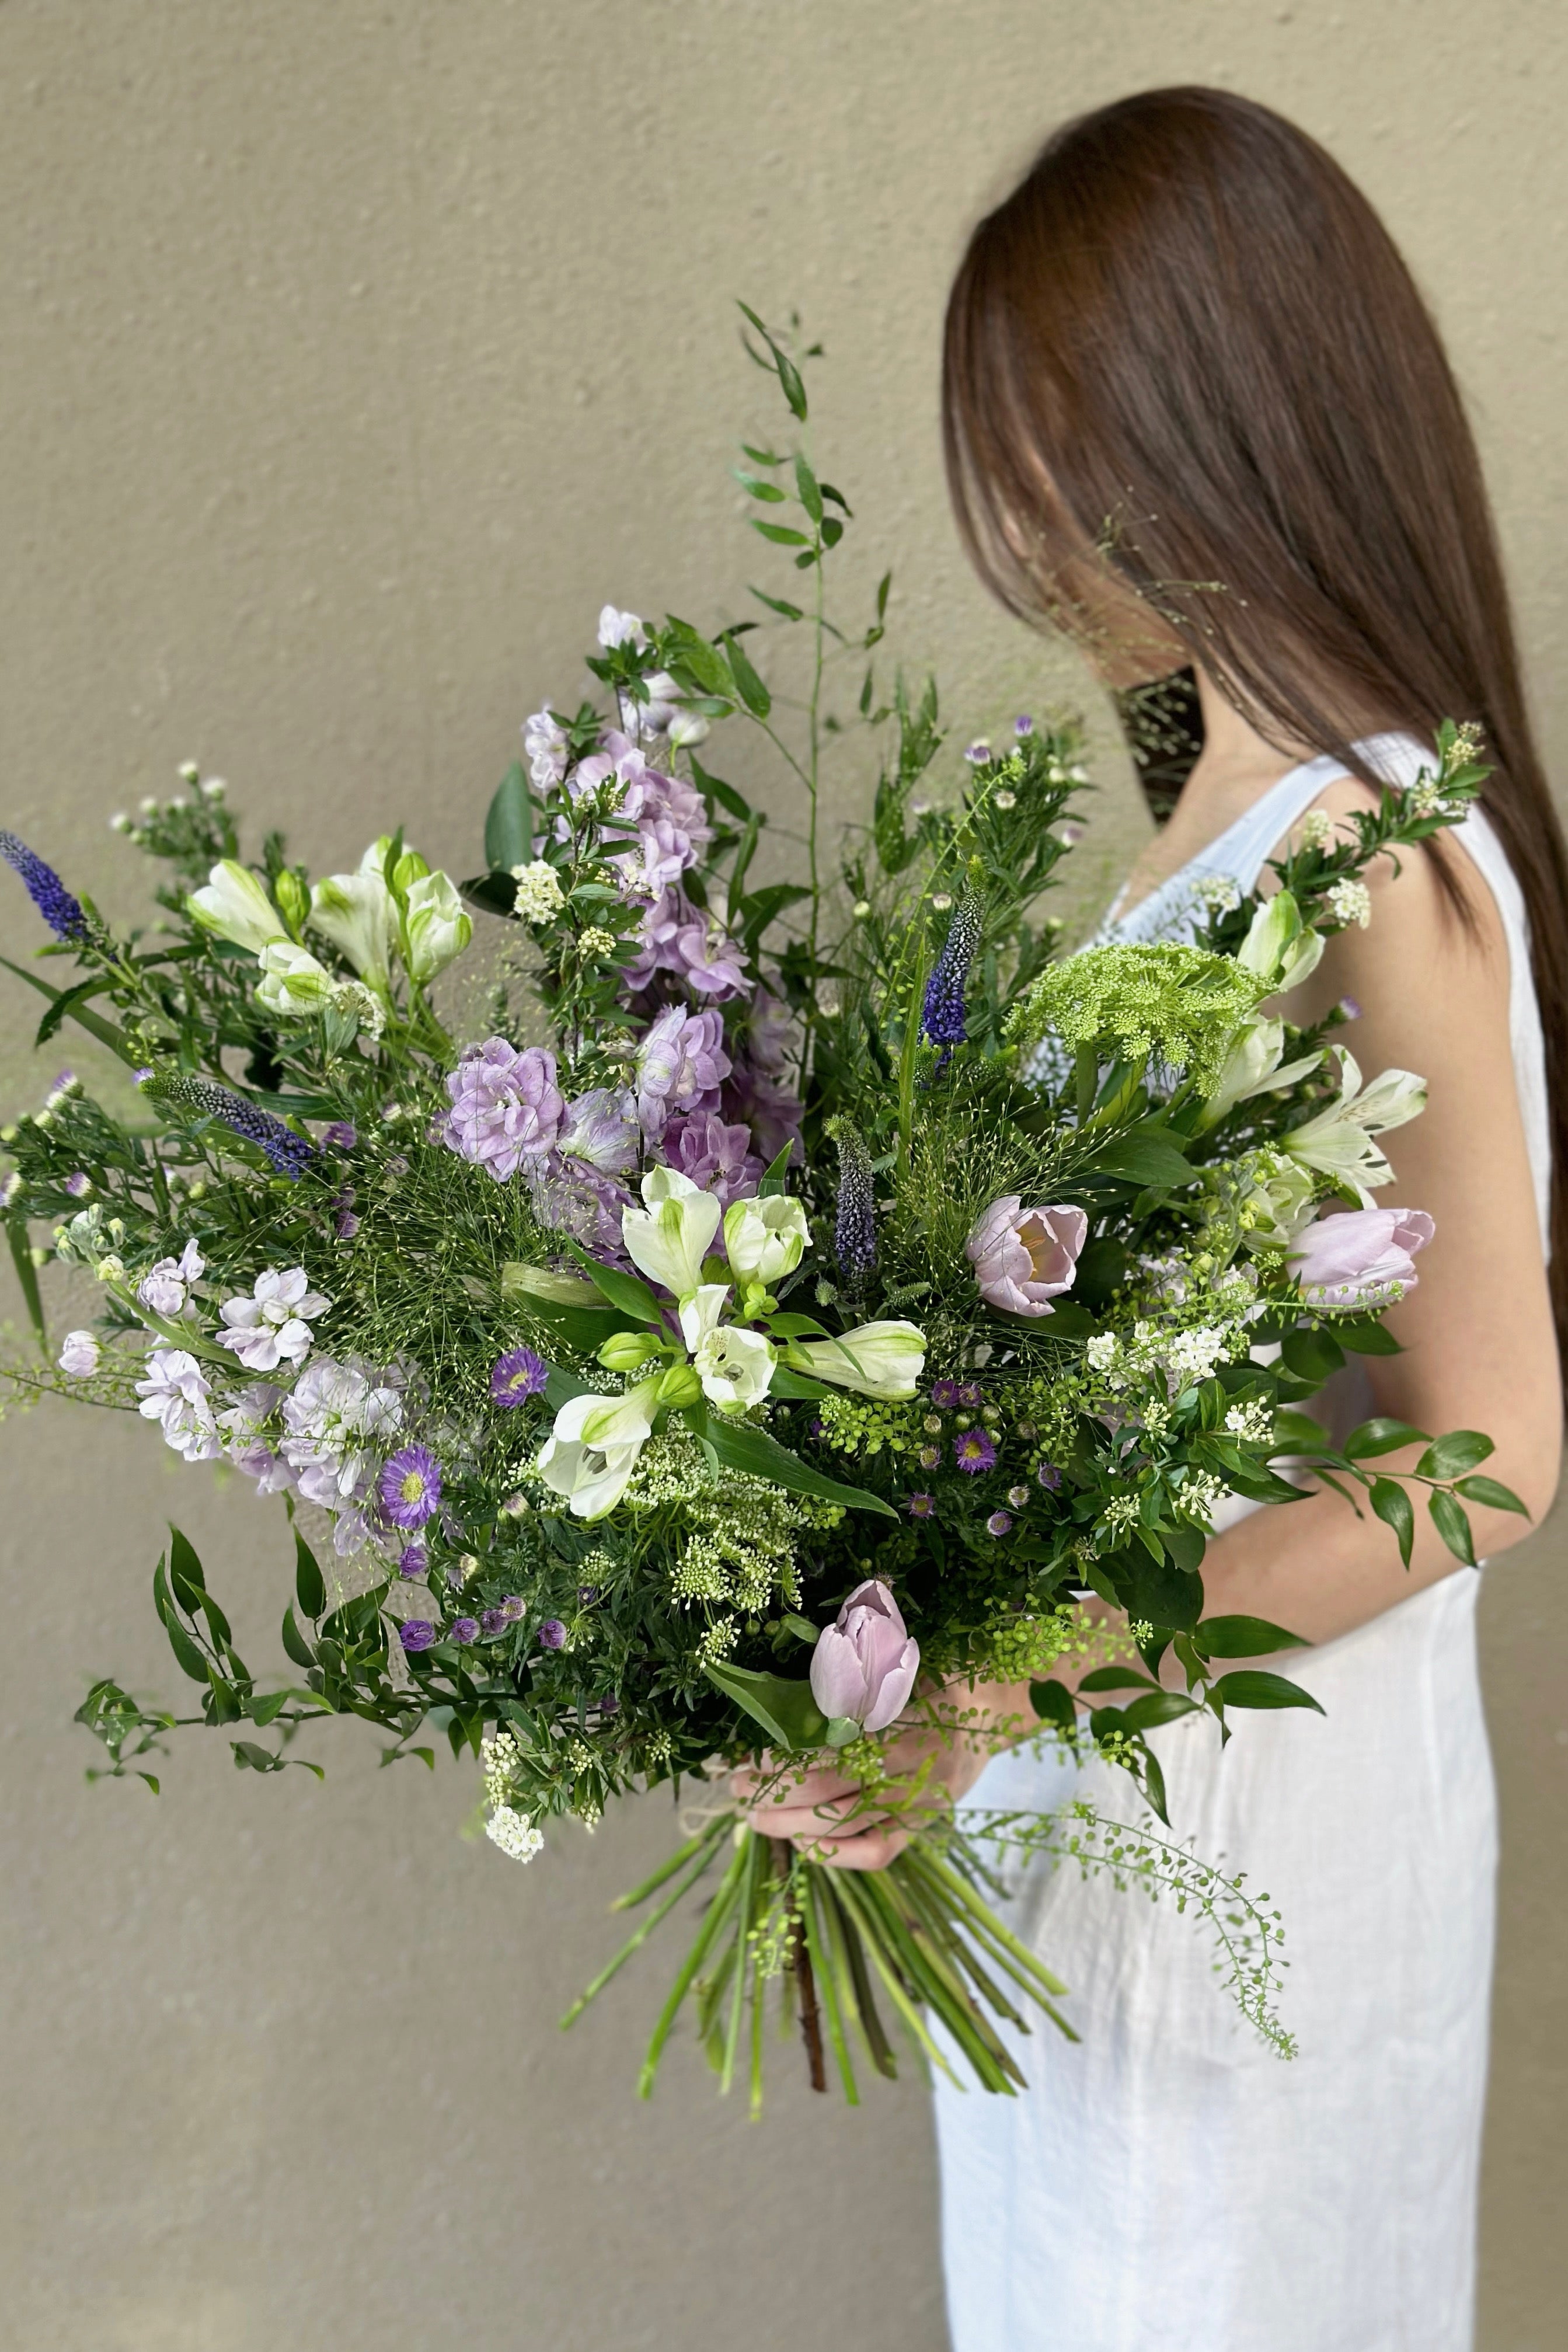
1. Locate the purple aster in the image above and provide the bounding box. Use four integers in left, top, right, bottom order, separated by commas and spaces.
500, 1595, 525, 1621
907, 1492, 936, 1519
379, 1444, 443, 1529
598, 1693, 619, 1715
479, 1608, 508, 1636
921, 869, 985, 1055
0, 829, 89, 940
930, 1378, 961, 1411
398, 1619, 435, 1653
137, 1070, 314, 1179
63, 1172, 92, 1198
439, 1038, 565, 1180
538, 1618, 567, 1650
1008, 1485, 1030, 1509
956, 1382, 984, 1409
661, 1110, 762, 1207
397, 1545, 427, 1579
1036, 1460, 1063, 1492
1014, 714, 1034, 737
954, 1428, 997, 1474
490, 1346, 548, 1406
987, 1511, 1013, 1537
323, 1122, 358, 1149
963, 740, 992, 765
1339, 995, 1362, 1020
448, 1616, 479, 1645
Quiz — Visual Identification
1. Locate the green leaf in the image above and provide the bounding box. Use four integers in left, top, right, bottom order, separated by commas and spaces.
1343, 1416, 1430, 1460
1210, 1670, 1324, 1714
563, 1242, 661, 1325
703, 1660, 828, 1752
161, 1604, 211, 1685
484, 762, 532, 873
722, 629, 772, 719
685, 1404, 897, 1517
5, 1212, 46, 1357
1116, 1544, 1203, 1633
1161, 1522, 1206, 1576
545, 1363, 593, 1410
750, 519, 813, 547
1029, 1678, 1077, 1734
1415, 1430, 1494, 1480
1333, 1315, 1403, 1356
1428, 1487, 1477, 1566
756, 1142, 795, 1199
0, 954, 138, 1064
739, 880, 810, 951
1452, 1473, 1531, 1517
688, 754, 753, 822
248, 1689, 294, 1727
737, 302, 809, 419
1280, 1326, 1346, 1382
663, 615, 737, 700
793, 454, 824, 525
167, 1526, 206, 1614
824, 1715, 860, 1749
1192, 1615, 1310, 1657
1273, 1409, 1332, 1451
769, 1365, 832, 1400
735, 471, 786, 501
281, 1606, 316, 1669
294, 1531, 326, 1621
34, 975, 111, 1047
1082, 1127, 1193, 1187
748, 587, 804, 623
1111, 1691, 1200, 1734
1076, 1666, 1160, 1694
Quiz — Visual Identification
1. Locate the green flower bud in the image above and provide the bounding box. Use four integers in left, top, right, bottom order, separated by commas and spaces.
597, 1330, 663, 1372
654, 1363, 703, 1407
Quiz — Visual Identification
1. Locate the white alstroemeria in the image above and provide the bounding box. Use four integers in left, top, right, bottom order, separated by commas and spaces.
256, 940, 337, 1017
135, 1238, 205, 1318
1283, 1048, 1427, 1205
1198, 1016, 1324, 1128
537, 1381, 661, 1520
187, 859, 288, 956
404, 869, 473, 982
677, 1284, 731, 1352
1236, 1154, 1319, 1249
788, 1320, 926, 1401
723, 1193, 809, 1284
694, 1323, 776, 1416
309, 840, 398, 994
216, 1266, 331, 1372
1236, 888, 1324, 995
621, 1167, 722, 1300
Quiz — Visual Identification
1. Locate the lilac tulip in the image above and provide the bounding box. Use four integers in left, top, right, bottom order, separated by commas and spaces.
809, 1579, 919, 1735
966, 1197, 1088, 1317
1288, 1206, 1435, 1308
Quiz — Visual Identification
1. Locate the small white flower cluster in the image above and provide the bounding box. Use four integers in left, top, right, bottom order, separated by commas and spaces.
1085, 1317, 1242, 1396
1193, 873, 1242, 915
1298, 809, 1336, 851
1163, 1324, 1232, 1384
510, 859, 566, 924
1176, 1471, 1227, 1525
485, 1805, 545, 1863
1098, 1494, 1140, 1538
1225, 1399, 1275, 1444
1324, 877, 1372, 929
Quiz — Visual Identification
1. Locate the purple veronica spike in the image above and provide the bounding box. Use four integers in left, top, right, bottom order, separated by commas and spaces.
379, 1444, 443, 1529
490, 1346, 548, 1406
0, 830, 89, 941
137, 1069, 315, 1179
828, 1117, 877, 1284
921, 866, 985, 1055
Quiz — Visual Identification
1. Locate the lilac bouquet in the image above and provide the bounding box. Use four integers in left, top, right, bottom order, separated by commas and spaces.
0, 314, 1520, 2106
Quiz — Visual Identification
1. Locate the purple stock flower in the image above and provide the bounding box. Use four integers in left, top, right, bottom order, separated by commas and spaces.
987, 1511, 1013, 1537
398, 1620, 436, 1653
137, 1069, 313, 1179
930, 1379, 961, 1410
0, 830, 89, 940
379, 1444, 443, 1529
568, 737, 710, 895
538, 1618, 567, 1650
440, 1039, 565, 1180
907, 1492, 936, 1519
661, 1110, 761, 1206
625, 884, 748, 999
635, 1006, 730, 1138
448, 1616, 479, 1645
397, 1545, 427, 1579
556, 1087, 638, 1176
954, 1428, 996, 1474
491, 1346, 548, 1406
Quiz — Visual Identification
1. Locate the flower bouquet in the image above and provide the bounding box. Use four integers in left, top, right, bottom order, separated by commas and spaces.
0, 311, 1521, 2107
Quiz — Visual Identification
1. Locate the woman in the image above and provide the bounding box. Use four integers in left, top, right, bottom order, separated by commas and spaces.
743, 89, 1565, 2351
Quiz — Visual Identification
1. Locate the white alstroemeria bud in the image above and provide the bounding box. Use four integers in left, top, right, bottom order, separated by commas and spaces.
621, 1168, 722, 1300
187, 859, 288, 956
1283, 1048, 1427, 1205
1198, 1017, 1323, 1129
536, 1382, 660, 1520
404, 869, 473, 983
256, 940, 337, 1017
1236, 888, 1325, 995
788, 1320, 927, 1400
723, 1194, 809, 1284
308, 841, 399, 992
694, 1323, 775, 1415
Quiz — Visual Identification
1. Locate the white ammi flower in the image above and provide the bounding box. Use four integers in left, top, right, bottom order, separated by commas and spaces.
510, 859, 567, 924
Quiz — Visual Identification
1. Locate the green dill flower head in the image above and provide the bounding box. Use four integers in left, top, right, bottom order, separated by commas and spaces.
1009, 941, 1269, 1092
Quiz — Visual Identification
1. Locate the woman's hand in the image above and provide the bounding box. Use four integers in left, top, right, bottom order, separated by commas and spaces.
731, 1717, 996, 1870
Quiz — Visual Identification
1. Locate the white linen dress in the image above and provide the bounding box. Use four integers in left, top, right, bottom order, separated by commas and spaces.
933, 732, 1551, 2352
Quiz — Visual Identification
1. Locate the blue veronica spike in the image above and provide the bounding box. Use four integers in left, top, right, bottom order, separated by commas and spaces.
0, 829, 89, 941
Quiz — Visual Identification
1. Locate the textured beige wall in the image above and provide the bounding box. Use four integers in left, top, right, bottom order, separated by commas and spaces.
3, 4, 1567, 2347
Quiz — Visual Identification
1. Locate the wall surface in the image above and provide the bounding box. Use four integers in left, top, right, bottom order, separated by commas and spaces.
2, 4, 1566, 2347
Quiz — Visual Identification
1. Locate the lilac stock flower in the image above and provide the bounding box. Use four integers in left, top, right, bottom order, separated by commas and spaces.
598, 1693, 619, 1715
661, 1110, 761, 1206
217, 1266, 330, 1372
333, 1190, 360, 1241
0, 829, 89, 940
526, 1161, 634, 1264
136, 1239, 205, 1318
135, 1347, 223, 1462
491, 1345, 548, 1405
449, 1616, 479, 1645
921, 871, 985, 1055
440, 1039, 565, 1180
809, 1579, 920, 1734
398, 1620, 436, 1653
625, 884, 747, 998
538, 1618, 567, 1650
907, 1492, 936, 1519
954, 1428, 997, 1474
397, 1545, 428, 1579
635, 1006, 731, 1138
567, 737, 711, 897
966, 1197, 1088, 1318
722, 1057, 803, 1168
57, 1329, 101, 1377
379, 1444, 443, 1529
987, 1511, 1013, 1538
137, 1070, 314, 1179
556, 1087, 639, 1177
280, 1357, 403, 1505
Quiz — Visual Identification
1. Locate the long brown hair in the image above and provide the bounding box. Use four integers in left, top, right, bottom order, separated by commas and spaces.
943, 85, 1568, 1363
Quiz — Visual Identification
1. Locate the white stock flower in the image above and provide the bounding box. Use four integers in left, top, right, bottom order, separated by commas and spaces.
404, 869, 472, 982
522, 708, 569, 789
510, 859, 567, 924
723, 1194, 809, 1284
256, 940, 336, 1016
135, 1347, 222, 1461
694, 1323, 776, 1415
788, 1320, 926, 1400
1284, 1048, 1427, 1205
621, 1167, 722, 1299
537, 1382, 661, 1520
309, 841, 398, 992
1236, 888, 1324, 995
217, 1266, 330, 1372
135, 1239, 205, 1318
57, 1329, 100, 1377
1199, 1017, 1323, 1128
597, 605, 649, 650
187, 859, 288, 956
